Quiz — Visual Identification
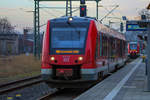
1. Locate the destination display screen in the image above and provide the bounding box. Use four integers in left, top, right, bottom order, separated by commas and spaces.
126, 24, 147, 31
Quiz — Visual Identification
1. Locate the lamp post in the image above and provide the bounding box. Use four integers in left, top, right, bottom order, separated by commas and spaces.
138, 14, 150, 91
146, 4, 150, 91
147, 23, 150, 91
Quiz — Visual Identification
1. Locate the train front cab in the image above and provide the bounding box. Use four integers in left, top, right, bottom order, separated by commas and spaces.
41, 17, 99, 87
128, 42, 140, 58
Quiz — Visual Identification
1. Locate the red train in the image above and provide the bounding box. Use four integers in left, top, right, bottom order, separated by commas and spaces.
41, 16, 127, 88
128, 42, 140, 58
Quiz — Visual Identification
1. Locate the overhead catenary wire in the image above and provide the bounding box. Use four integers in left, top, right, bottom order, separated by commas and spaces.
26, 0, 65, 16
100, 5, 119, 22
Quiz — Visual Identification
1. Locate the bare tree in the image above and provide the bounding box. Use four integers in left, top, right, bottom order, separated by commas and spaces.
139, 9, 150, 19
0, 18, 14, 34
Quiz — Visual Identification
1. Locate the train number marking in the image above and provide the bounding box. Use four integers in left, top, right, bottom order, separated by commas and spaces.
63, 56, 70, 62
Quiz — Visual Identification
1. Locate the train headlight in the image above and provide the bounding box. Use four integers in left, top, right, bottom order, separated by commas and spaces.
50, 57, 55, 61
78, 57, 83, 61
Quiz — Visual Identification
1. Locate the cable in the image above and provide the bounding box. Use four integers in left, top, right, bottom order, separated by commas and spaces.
26, 0, 64, 16
100, 5, 119, 22
42, 9, 58, 17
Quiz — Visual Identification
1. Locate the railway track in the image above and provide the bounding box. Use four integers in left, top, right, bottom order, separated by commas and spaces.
37, 58, 136, 100
0, 75, 43, 95
38, 88, 88, 100
38, 89, 60, 100
37, 72, 115, 100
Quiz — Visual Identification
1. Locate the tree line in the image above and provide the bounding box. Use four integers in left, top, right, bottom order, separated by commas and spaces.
0, 17, 15, 34
139, 9, 150, 19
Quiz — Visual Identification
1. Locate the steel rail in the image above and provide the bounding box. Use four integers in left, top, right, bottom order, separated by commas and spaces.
0, 75, 43, 94
37, 58, 134, 100
37, 89, 59, 100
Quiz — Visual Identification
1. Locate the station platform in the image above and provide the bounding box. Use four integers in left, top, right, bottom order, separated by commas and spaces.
74, 58, 150, 100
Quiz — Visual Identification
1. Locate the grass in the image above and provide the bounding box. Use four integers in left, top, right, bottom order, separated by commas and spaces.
0, 54, 41, 84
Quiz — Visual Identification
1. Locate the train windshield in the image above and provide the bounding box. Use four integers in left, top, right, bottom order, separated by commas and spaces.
51, 28, 87, 49
130, 44, 137, 50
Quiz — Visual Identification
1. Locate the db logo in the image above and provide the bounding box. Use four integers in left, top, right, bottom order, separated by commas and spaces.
63, 56, 70, 62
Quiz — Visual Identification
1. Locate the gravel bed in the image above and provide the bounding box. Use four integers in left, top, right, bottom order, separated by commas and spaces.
0, 82, 56, 100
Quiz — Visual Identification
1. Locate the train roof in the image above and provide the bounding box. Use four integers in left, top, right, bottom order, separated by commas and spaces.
49, 16, 94, 22
49, 16, 125, 41
98, 23, 126, 41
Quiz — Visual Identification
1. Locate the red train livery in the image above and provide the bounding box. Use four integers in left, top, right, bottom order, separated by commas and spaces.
41, 16, 127, 88
128, 42, 140, 58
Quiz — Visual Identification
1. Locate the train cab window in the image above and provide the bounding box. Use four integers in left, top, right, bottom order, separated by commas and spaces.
51, 28, 87, 49
130, 44, 137, 50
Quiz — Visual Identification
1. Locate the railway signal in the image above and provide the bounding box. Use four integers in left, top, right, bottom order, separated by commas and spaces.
80, 0, 86, 17
80, 5, 87, 17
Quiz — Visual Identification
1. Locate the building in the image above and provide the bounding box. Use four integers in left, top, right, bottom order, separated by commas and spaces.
0, 34, 19, 55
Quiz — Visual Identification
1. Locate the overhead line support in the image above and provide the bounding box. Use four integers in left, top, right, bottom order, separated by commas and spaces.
34, 0, 40, 59
66, 0, 72, 16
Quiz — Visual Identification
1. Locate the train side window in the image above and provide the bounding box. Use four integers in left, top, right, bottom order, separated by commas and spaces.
102, 35, 105, 57
121, 40, 123, 57
122, 41, 125, 56
102, 35, 107, 57
123, 41, 125, 56
110, 37, 113, 57
105, 36, 108, 57
105, 36, 106, 56
116, 39, 119, 57
100, 33, 102, 56
117, 39, 119, 57
118, 40, 121, 57
108, 37, 111, 58
112, 39, 116, 58
120, 40, 122, 57
95, 35, 99, 58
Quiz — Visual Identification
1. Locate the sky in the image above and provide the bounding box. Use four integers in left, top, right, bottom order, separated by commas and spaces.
0, 0, 149, 32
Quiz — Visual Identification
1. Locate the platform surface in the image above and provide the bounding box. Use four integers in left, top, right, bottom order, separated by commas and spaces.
74, 58, 150, 100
